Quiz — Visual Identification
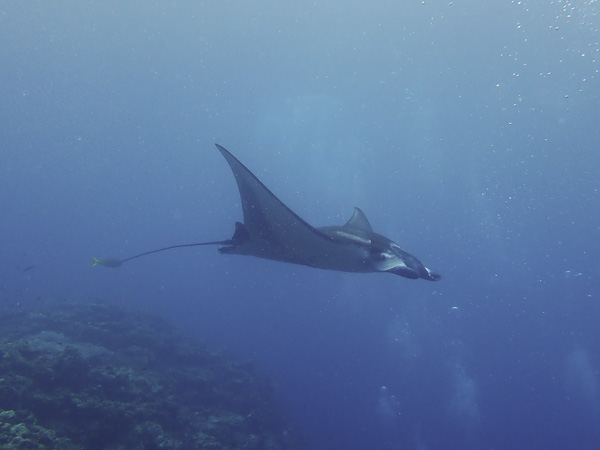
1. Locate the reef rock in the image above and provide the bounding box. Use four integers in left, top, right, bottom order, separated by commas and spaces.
0, 303, 300, 449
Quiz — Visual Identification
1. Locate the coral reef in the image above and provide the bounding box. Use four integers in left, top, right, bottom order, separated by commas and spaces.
0, 303, 301, 449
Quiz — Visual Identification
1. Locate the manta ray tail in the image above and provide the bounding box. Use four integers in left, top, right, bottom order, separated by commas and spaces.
93, 221, 251, 268
93, 239, 233, 268
119, 240, 233, 264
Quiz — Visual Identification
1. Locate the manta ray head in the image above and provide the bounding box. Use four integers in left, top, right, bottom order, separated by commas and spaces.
317, 208, 441, 281
371, 242, 441, 281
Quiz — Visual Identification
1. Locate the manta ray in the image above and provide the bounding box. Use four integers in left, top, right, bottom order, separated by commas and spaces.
92, 144, 440, 281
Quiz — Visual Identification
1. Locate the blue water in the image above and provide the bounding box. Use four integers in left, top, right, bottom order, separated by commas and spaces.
2, 2, 599, 449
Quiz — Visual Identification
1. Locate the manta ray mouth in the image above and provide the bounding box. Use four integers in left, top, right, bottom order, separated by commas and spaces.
374, 255, 420, 279
425, 268, 442, 281
386, 265, 420, 279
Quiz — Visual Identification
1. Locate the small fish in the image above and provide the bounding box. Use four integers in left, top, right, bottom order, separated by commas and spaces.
23, 265, 34, 272
91, 257, 122, 268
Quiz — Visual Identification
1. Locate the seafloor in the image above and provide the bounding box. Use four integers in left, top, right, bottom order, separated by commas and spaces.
0, 302, 302, 449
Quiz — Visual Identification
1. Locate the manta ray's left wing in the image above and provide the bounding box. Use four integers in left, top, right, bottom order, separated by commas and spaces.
215, 144, 337, 264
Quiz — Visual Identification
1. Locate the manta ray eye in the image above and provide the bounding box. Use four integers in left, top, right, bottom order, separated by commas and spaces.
376, 253, 387, 261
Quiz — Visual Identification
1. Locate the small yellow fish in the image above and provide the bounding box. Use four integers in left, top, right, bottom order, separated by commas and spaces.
91, 257, 122, 268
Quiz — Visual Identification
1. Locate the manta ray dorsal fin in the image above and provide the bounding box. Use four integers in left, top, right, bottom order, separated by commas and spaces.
343, 207, 373, 232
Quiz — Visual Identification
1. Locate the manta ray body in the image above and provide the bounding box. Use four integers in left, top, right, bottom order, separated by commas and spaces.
215, 144, 440, 281
94, 144, 440, 281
